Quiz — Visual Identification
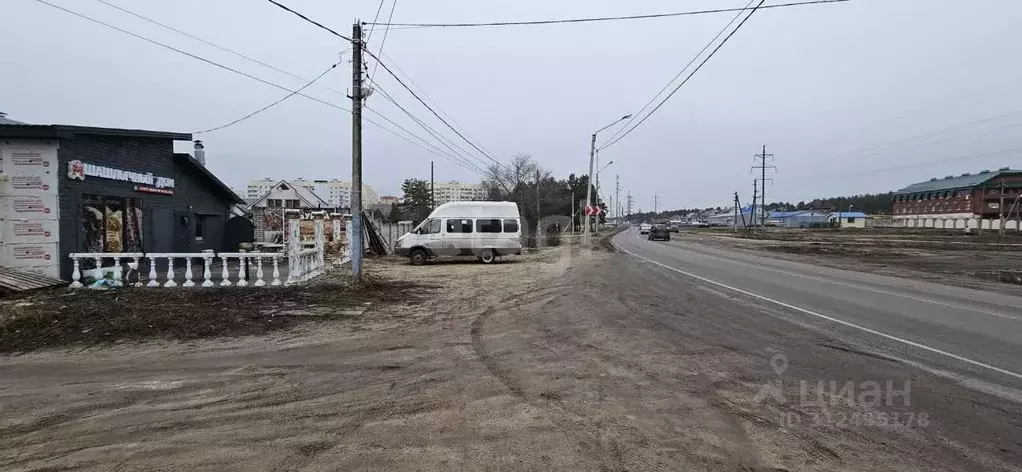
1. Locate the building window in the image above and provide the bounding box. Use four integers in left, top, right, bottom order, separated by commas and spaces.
503, 219, 519, 233
195, 215, 206, 240
476, 219, 502, 233
285, 199, 301, 209
847, 217, 855, 224
446, 218, 473, 233
82, 195, 143, 255
267, 199, 281, 208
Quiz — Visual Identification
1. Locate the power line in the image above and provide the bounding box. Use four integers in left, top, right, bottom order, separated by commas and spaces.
369, 0, 399, 82
263, 0, 508, 172
90, 0, 327, 88
602, 0, 755, 146
364, 0, 849, 28
34, 0, 482, 175
194, 62, 338, 134
366, 76, 488, 174
601, 0, 766, 150
364, 0, 387, 44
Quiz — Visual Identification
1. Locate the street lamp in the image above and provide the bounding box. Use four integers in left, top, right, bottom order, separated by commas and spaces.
586, 115, 631, 242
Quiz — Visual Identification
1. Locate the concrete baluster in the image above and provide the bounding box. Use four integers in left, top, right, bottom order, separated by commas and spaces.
183, 258, 195, 287
70, 257, 83, 288
148, 256, 160, 287
112, 256, 122, 286
164, 257, 177, 287
254, 255, 266, 287
202, 254, 214, 287
220, 256, 231, 286
237, 256, 248, 287
271, 256, 282, 286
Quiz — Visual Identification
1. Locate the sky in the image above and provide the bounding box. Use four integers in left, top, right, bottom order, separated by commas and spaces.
4, 0, 1022, 210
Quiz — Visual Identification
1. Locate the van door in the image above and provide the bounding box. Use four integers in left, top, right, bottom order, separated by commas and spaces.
442, 218, 474, 256
421, 218, 443, 255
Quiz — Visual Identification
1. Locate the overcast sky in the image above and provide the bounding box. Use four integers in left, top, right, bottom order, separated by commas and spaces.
4, 0, 1022, 210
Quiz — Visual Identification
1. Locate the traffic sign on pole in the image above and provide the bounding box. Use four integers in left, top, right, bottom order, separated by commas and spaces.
584, 206, 603, 216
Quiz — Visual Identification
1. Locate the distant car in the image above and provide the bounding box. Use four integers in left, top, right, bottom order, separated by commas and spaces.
639, 223, 652, 234
668, 223, 681, 232
648, 225, 671, 241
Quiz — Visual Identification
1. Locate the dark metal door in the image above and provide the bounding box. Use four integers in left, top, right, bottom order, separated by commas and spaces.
173, 210, 192, 253
150, 209, 174, 253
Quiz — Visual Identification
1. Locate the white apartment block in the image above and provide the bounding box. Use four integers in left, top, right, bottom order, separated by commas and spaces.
432, 181, 488, 205
246, 178, 378, 209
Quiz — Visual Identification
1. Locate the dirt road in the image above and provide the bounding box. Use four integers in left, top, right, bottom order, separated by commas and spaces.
2, 240, 1020, 471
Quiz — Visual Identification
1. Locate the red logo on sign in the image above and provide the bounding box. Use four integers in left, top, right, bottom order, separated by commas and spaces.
44, 208, 50, 214
42, 184, 49, 190
44, 254, 51, 260
68, 160, 86, 181
44, 231, 51, 237
43, 161, 50, 167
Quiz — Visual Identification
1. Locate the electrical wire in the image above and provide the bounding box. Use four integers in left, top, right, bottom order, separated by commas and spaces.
600, 0, 766, 150
264, 0, 508, 172
194, 62, 338, 134
364, 0, 387, 44
366, 76, 487, 174
363, 0, 848, 28
34, 0, 485, 176
602, 0, 755, 146
369, 0, 399, 82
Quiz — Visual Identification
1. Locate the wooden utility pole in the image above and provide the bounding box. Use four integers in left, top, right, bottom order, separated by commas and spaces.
430, 160, 435, 210
535, 169, 541, 243
350, 20, 364, 278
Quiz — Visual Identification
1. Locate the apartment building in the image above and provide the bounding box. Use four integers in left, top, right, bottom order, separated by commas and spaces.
246, 178, 378, 209
432, 181, 488, 205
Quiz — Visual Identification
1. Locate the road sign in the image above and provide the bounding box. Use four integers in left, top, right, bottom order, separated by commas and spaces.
584, 206, 603, 216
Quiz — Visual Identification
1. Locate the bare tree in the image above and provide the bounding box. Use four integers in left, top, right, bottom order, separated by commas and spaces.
483, 153, 546, 200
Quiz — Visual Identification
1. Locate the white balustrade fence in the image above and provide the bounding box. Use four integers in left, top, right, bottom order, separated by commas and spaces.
68, 226, 324, 289
286, 219, 326, 285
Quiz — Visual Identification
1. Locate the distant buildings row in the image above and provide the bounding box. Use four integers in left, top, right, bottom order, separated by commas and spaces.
238, 178, 488, 211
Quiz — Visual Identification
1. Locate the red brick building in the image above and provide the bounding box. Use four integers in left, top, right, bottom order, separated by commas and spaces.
892, 167, 1022, 222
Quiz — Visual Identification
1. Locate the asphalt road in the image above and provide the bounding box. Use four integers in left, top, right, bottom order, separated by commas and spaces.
614, 228, 1022, 396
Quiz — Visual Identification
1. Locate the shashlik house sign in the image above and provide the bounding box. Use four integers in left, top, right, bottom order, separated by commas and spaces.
67, 159, 175, 195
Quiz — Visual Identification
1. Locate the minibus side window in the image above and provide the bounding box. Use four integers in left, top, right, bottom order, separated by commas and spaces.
503, 219, 519, 233
476, 219, 502, 233
446, 219, 473, 233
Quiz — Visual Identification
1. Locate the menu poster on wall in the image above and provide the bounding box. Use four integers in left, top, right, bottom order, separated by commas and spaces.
0, 243, 60, 277
1, 219, 59, 244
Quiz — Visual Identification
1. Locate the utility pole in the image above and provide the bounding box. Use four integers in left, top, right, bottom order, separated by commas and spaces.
1000, 180, 1006, 237
350, 20, 364, 278
752, 145, 775, 227
570, 190, 575, 234
652, 193, 660, 215
615, 174, 620, 223
733, 193, 738, 232
626, 192, 633, 218
751, 179, 758, 229
585, 133, 597, 243
536, 169, 541, 243
430, 160, 435, 210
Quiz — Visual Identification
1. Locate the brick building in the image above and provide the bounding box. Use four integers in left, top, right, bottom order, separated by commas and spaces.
892, 167, 1022, 221
0, 123, 242, 279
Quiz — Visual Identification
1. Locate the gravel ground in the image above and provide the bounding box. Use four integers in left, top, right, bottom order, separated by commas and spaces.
2, 236, 1018, 471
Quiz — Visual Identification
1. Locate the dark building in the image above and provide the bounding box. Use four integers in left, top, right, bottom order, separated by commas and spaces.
892, 168, 1022, 219
0, 124, 243, 279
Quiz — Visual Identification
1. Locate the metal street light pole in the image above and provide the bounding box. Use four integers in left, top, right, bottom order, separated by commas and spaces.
586, 115, 630, 243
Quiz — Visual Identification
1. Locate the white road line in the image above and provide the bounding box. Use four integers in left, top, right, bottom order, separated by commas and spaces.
670, 243, 1022, 322
614, 237, 1022, 381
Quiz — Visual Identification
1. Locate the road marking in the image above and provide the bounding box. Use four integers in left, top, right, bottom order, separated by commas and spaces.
614, 236, 1022, 381
667, 243, 1022, 322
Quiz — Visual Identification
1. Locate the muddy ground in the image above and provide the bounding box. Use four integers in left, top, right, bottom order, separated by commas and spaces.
1, 237, 1019, 471
680, 228, 1022, 295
